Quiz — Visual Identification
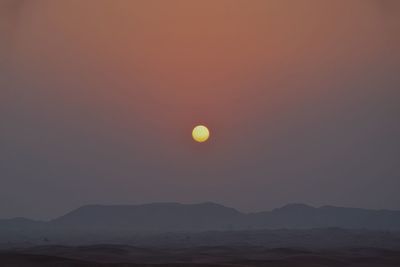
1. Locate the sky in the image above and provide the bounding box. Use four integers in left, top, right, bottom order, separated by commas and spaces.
0, 0, 399, 219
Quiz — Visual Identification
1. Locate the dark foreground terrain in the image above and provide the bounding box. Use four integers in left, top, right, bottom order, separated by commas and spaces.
2, 203, 400, 266
1, 245, 400, 267
1, 228, 400, 266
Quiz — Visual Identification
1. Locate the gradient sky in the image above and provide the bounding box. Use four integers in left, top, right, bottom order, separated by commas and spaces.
1, 0, 399, 219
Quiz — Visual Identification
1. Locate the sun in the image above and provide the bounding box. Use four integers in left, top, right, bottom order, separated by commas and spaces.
192, 125, 210, 143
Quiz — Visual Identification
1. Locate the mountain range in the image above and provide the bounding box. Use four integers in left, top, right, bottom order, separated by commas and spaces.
1, 202, 400, 232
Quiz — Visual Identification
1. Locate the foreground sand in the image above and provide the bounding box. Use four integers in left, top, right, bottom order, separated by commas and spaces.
1, 245, 400, 267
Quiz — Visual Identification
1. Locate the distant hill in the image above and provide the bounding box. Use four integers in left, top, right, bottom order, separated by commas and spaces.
51, 202, 242, 231
1, 202, 400, 233
248, 203, 400, 230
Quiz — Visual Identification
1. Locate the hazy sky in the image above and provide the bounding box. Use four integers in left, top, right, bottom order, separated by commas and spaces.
1, 0, 399, 219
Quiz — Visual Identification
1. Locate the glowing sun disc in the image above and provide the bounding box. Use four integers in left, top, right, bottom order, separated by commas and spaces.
192, 125, 210, 143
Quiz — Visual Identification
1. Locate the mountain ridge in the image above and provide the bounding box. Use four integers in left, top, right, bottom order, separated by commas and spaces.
1, 202, 400, 231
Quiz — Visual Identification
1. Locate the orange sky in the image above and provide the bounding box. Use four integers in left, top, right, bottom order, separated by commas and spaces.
1, 0, 400, 218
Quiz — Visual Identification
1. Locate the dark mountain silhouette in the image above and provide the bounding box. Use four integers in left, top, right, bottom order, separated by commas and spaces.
248, 203, 400, 230
51, 202, 242, 231
1, 202, 400, 233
